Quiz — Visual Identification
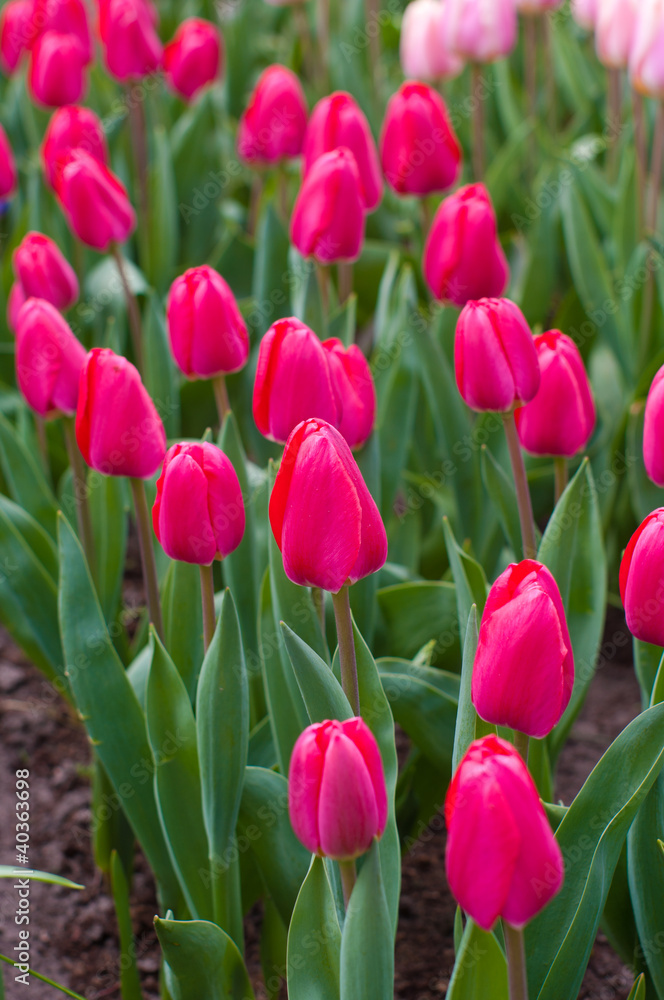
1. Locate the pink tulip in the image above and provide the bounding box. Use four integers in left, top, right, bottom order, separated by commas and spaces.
322, 338, 376, 449
379, 81, 462, 196
99, 0, 163, 81
400, 0, 465, 82
42, 105, 108, 190
76, 347, 166, 478
7, 282, 27, 333
166, 266, 249, 380
303, 92, 383, 211
270, 418, 387, 592
620, 509, 664, 646
32, 0, 92, 61
163, 18, 222, 103
571, 0, 598, 28
15, 298, 87, 418
237, 64, 308, 166
595, 0, 637, 69
472, 560, 574, 738
288, 717, 388, 860
0, 0, 35, 75
28, 30, 88, 107
152, 442, 245, 565
13, 232, 79, 312
0, 124, 17, 202
54, 149, 136, 251
515, 331, 596, 457
454, 298, 540, 412
290, 148, 366, 263
445, 734, 564, 930
423, 183, 509, 305
629, 0, 664, 98
644, 365, 664, 487
442, 0, 518, 62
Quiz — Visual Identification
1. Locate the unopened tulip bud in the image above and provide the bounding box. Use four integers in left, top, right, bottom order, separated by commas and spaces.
99, 0, 163, 81
571, 0, 598, 28
28, 31, 88, 108
445, 735, 564, 930
0, 124, 17, 202
620, 509, 664, 646
76, 347, 166, 478
289, 717, 388, 860
644, 365, 664, 486
33, 0, 92, 62
442, 0, 518, 62
152, 442, 245, 565
400, 0, 465, 81
54, 149, 136, 251
42, 105, 108, 190
322, 339, 376, 449
629, 0, 664, 98
595, 0, 637, 69
163, 18, 222, 103
13, 232, 79, 312
291, 148, 366, 263
237, 64, 308, 166
0, 0, 35, 75
15, 298, 87, 418
7, 282, 26, 333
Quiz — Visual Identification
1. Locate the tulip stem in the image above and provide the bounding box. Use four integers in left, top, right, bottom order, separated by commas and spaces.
553, 457, 568, 505
112, 245, 144, 375
332, 586, 360, 716
338, 859, 357, 910
471, 64, 485, 181
338, 262, 353, 305
648, 100, 664, 235
504, 923, 529, 1000
502, 412, 538, 560
213, 374, 230, 430
34, 415, 50, 480
514, 729, 530, 765
632, 89, 648, 236
63, 417, 97, 582
199, 564, 216, 652
130, 478, 164, 642
312, 586, 326, 637
317, 264, 330, 329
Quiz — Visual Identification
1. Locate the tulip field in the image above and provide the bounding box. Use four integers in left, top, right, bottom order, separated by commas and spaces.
2, 0, 664, 997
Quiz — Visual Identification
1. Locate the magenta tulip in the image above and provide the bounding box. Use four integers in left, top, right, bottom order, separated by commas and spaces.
54, 149, 136, 251
644, 364, 664, 486
629, 0, 664, 98
13, 232, 79, 312
472, 559, 574, 738
442, 0, 518, 62
99, 0, 163, 81
515, 331, 596, 457
571, 0, 598, 28
0, 124, 18, 202
291, 148, 366, 263
445, 734, 564, 930
15, 298, 86, 418
167, 266, 249, 380
596, 0, 637, 69
76, 347, 166, 478
152, 442, 245, 565
303, 92, 383, 211
289, 717, 388, 860
0, 0, 35, 74
323, 338, 376, 449
454, 298, 540, 412
163, 18, 222, 103
270, 418, 387, 592
42, 105, 108, 190
237, 64, 308, 166
423, 183, 509, 305
28, 31, 88, 107
620, 509, 664, 646
33, 0, 92, 62
400, 0, 465, 82
379, 81, 462, 196
7, 282, 26, 333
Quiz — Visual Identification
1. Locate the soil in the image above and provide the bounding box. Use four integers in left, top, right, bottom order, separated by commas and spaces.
0, 611, 643, 1000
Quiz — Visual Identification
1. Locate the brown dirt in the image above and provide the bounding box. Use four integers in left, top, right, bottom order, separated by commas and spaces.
0, 612, 644, 999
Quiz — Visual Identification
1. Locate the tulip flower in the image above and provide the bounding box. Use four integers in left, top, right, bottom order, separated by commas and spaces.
472, 559, 574, 738
595, 0, 637, 69
28, 31, 88, 107
303, 92, 383, 211
0, 0, 35, 75
620, 509, 664, 647
7, 282, 26, 333
571, 0, 598, 28
423, 183, 509, 305
445, 734, 564, 930
442, 0, 518, 62
645, 365, 664, 487
454, 298, 539, 413
32, 0, 92, 62
288, 717, 388, 860
99, 0, 163, 81
54, 149, 136, 252
13, 232, 79, 312
629, 0, 664, 98
42, 105, 108, 190
0, 124, 17, 203
291, 148, 366, 263
14, 298, 87, 418
379, 81, 462, 196
399, 0, 465, 82
152, 442, 245, 565
163, 18, 222, 103
322, 339, 376, 450
237, 64, 308, 165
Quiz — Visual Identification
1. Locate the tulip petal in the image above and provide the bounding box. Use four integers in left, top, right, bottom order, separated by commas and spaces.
157, 452, 216, 564
203, 446, 245, 558
317, 729, 379, 859
288, 725, 327, 854
341, 717, 388, 835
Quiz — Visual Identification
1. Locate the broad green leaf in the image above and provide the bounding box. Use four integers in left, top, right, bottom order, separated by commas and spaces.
155, 915, 254, 1000
147, 126, 178, 294
282, 623, 353, 723
600, 843, 640, 969
109, 852, 143, 1000
143, 293, 180, 439
377, 657, 460, 700
0, 867, 82, 889
91, 755, 134, 878
446, 920, 508, 1000
452, 606, 481, 775
339, 841, 393, 1000
626, 975, 646, 1000
161, 559, 203, 701
442, 517, 487, 647
289, 248, 326, 335
287, 856, 342, 1000
379, 669, 457, 774
252, 206, 291, 336
480, 445, 522, 558
0, 411, 59, 537
328, 293, 357, 347
88, 475, 128, 625
260, 897, 288, 1000
634, 639, 663, 709
377, 581, 460, 668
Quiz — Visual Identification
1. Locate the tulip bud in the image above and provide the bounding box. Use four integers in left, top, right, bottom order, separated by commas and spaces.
33, 0, 92, 61
571, 0, 598, 28
303, 92, 383, 211
28, 31, 88, 108
442, 0, 518, 62
472, 559, 574, 738
379, 81, 462, 196
445, 734, 564, 930
99, 0, 163, 81
54, 149, 136, 251
322, 339, 376, 450
166, 266, 249, 380
454, 298, 540, 412
644, 365, 664, 487
76, 347, 166, 478
291, 148, 366, 263
0, 0, 35, 75
15, 298, 87, 418
163, 18, 222, 103
7, 282, 26, 333
620, 509, 664, 646
399, 0, 465, 82
152, 442, 245, 565
423, 183, 509, 305
288, 717, 388, 860
515, 331, 596, 458
270, 418, 387, 592
629, 0, 664, 98
595, 0, 637, 69
42, 105, 108, 190
13, 232, 79, 312
0, 124, 18, 202
237, 64, 308, 166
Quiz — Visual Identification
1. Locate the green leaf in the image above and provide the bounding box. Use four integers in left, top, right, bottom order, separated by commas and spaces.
155, 915, 254, 1000
109, 852, 143, 1000
88, 475, 128, 625
287, 856, 342, 1000
161, 559, 204, 701
442, 517, 487, 647
328, 293, 357, 347
626, 974, 646, 1000
452, 606, 481, 775
146, 126, 179, 294
0, 955, 86, 999
252, 205, 291, 336
446, 920, 508, 1000
0, 411, 59, 537
289, 247, 326, 335
480, 445, 522, 557
146, 631, 212, 921
378, 668, 457, 774
143, 293, 180, 439
628, 767, 664, 996
282, 623, 353, 723
634, 639, 663, 709
339, 841, 393, 1000
377, 581, 460, 668
0, 867, 82, 889
260, 897, 288, 1000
